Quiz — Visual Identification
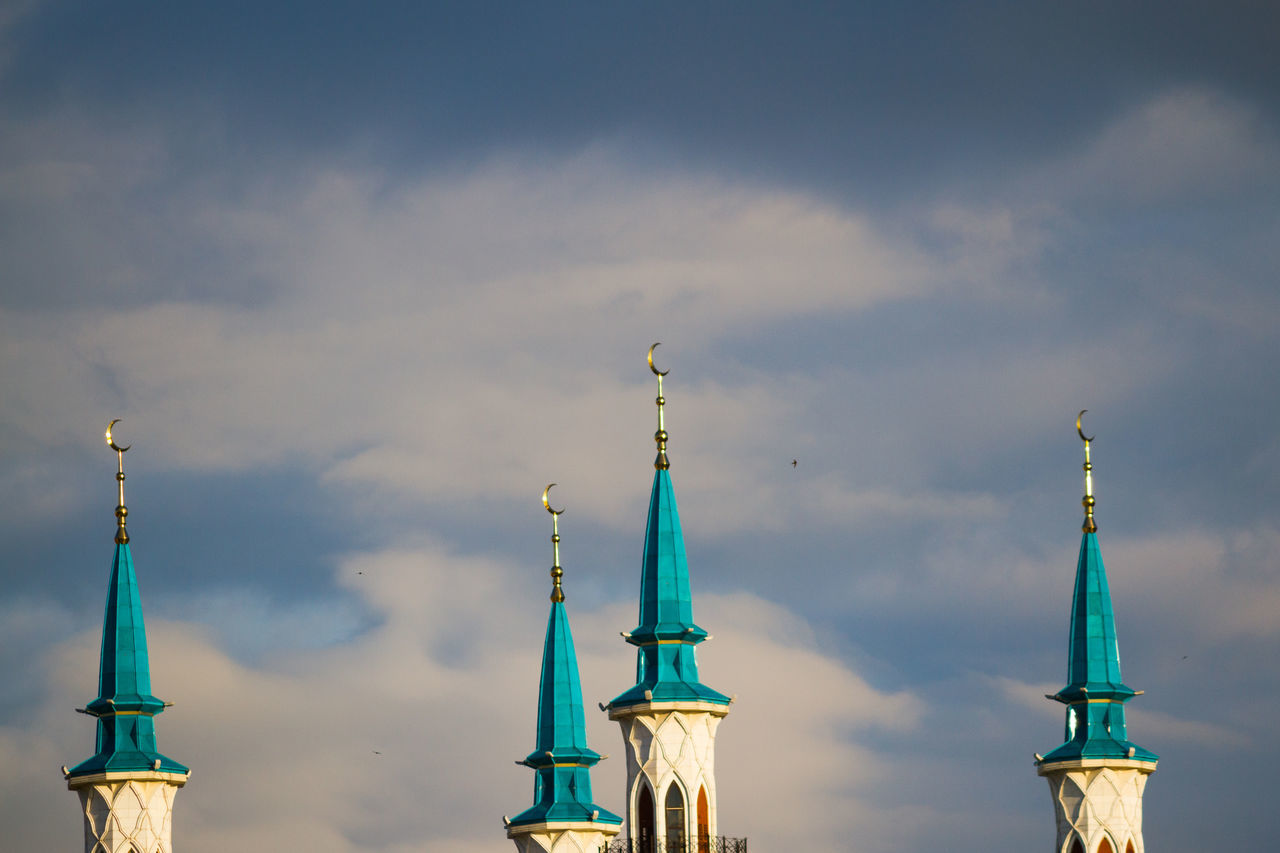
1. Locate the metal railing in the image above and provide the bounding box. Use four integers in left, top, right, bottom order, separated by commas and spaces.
601, 837, 747, 853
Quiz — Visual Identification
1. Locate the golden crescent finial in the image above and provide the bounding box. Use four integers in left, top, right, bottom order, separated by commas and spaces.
1077, 409, 1096, 533
542, 483, 564, 516
648, 342, 669, 377
105, 418, 131, 453
105, 419, 130, 544
1076, 410, 1094, 443
543, 484, 565, 602
649, 343, 670, 470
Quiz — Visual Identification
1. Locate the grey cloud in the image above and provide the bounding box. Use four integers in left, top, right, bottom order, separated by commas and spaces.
1, 543, 921, 853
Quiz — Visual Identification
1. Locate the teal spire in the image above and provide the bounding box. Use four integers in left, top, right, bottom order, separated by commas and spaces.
610, 349, 729, 709
68, 424, 187, 780
1041, 415, 1156, 765
510, 489, 621, 828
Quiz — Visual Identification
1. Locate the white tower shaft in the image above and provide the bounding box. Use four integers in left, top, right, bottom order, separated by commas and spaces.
69, 771, 186, 853
1040, 760, 1153, 853
610, 702, 728, 852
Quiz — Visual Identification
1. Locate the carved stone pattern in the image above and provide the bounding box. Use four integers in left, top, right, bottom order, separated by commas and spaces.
77, 779, 180, 853
1044, 766, 1150, 853
510, 826, 620, 853
617, 709, 723, 844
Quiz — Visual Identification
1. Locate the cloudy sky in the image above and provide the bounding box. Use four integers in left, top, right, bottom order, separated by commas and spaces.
2, 2, 1278, 851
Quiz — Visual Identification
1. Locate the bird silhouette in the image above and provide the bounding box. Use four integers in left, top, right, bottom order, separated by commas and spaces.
791, 459, 797, 468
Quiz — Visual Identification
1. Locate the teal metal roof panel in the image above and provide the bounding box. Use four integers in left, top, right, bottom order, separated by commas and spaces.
509, 791, 624, 827
1040, 697, 1159, 763
1042, 532, 1154, 763
513, 598, 617, 826
611, 469, 728, 709
1059, 533, 1137, 702
70, 542, 186, 778
532, 602, 591, 757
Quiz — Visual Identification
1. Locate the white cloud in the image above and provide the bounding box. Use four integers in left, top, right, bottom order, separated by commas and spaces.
1, 541, 921, 852
4, 85, 1279, 853
1029, 87, 1280, 205
978, 673, 1245, 749
0, 122, 1041, 540
1087, 526, 1275, 640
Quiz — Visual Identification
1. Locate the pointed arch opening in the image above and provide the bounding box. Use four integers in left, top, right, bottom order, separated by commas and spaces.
637, 784, 655, 853
1126, 843, 1136, 853
1069, 839, 1085, 853
665, 782, 686, 852
697, 785, 710, 853
1097, 839, 1114, 853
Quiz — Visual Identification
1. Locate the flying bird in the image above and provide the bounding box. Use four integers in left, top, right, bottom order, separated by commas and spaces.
791, 459, 797, 468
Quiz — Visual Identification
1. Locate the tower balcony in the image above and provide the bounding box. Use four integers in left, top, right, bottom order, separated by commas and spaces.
601, 836, 747, 853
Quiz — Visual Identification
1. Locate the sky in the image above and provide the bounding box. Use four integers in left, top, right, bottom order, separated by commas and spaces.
1, 2, 1278, 850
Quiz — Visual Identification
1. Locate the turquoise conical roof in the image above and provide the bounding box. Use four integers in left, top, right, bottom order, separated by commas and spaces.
1041, 533, 1157, 764
510, 598, 621, 827
68, 539, 188, 778
610, 468, 730, 708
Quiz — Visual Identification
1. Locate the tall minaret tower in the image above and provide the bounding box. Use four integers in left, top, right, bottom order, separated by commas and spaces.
64, 421, 189, 853
1036, 412, 1158, 853
604, 344, 734, 853
506, 485, 623, 853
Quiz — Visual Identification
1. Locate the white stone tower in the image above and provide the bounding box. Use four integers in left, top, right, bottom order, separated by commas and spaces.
64, 422, 189, 853
601, 346, 740, 853
1035, 414, 1157, 853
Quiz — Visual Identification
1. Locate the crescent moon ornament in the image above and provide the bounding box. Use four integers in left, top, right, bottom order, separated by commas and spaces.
105, 419, 131, 453
648, 342, 669, 377
542, 483, 564, 515
1076, 410, 1094, 443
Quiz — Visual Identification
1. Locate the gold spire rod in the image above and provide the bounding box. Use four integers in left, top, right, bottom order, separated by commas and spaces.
105, 419, 131, 544
648, 342, 670, 471
542, 484, 565, 603
1077, 410, 1096, 533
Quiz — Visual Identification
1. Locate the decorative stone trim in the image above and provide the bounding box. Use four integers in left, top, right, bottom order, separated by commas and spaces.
70, 776, 184, 853
508, 819, 621, 853
1040, 763, 1153, 853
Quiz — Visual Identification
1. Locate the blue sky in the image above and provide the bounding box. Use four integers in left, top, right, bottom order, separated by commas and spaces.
2, 2, 1278, 850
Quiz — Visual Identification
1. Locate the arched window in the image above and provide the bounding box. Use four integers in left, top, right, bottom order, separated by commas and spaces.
1069, 838, 1085, 853
697, 786, 710, 853
637, 785, 655, 853
1126, 843, 1135, 853
1096, 839, 1113, 853
665, 783, 686, 852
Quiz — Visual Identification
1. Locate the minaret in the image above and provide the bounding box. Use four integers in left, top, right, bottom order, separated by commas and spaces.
604, 344, 734, 853
1036, 412, 1158, 853
506, 485, 623, 853
64, 421, 189, 853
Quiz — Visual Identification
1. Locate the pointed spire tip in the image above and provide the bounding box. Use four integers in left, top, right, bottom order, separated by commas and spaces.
105, 419, 131, 544
648, 343, 670, 470
1077, 410, 1096, 533
543, 484, 565, 602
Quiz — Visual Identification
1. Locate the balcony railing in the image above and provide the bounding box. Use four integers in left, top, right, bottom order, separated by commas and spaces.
601, 837, 747, 853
